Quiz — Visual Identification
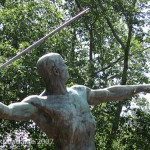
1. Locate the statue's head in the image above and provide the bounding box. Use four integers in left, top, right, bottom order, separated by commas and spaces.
37, 53, 69, 85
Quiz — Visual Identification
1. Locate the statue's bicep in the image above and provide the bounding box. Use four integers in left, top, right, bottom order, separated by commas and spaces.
88, 89, 111, 105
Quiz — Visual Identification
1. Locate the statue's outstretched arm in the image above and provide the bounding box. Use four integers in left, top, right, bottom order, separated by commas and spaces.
0, 96, 38, 121
87, 84, 150, 105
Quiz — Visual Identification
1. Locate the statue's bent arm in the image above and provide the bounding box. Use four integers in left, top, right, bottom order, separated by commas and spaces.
0, 97, 38, 121
87, 84, 150, 105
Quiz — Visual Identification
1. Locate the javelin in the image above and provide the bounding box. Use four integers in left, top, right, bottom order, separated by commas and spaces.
0, 8, 89, 70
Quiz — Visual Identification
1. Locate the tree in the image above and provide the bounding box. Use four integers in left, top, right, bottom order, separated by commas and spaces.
0, 0, 150, 149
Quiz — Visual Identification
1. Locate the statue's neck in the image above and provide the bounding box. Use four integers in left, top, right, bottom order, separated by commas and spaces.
45, 80, 67, 95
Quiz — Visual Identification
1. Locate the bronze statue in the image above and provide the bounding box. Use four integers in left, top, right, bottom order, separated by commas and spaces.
0, 53, 150, 150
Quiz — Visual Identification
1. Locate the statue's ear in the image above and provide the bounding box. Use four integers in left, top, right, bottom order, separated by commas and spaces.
52, 66, 60, 76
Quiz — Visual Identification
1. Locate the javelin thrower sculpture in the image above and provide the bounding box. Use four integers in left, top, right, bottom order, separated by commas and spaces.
1, 8, 150, 150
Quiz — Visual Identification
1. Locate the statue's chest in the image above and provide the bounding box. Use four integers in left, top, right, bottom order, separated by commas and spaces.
45, 93, 90, 121
35, 93, 96, 141
46, 94, 95, 137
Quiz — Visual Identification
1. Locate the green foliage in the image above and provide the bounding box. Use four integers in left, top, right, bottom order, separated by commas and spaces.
0, 0, 150, 149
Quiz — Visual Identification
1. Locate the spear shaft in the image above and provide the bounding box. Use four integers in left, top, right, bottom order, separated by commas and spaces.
0, 8, 89, 70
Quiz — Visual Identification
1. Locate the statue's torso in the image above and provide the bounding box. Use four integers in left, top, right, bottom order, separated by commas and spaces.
32, 85, 96, 150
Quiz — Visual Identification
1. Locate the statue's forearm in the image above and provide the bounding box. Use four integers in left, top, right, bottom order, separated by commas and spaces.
107, 84, 150, 98
137, 84, 150, 93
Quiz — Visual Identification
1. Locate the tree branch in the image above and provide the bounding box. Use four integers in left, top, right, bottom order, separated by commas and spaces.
95, 56, 124, 74
97, 1, 126, 50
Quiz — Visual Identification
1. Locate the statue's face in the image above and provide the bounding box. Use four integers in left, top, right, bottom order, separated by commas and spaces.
56, 56, 69, 83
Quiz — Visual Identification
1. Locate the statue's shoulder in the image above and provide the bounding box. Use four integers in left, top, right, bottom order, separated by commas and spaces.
22, 95, 43, 104
70, 84, 87, 90
68, 85, 87, 95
